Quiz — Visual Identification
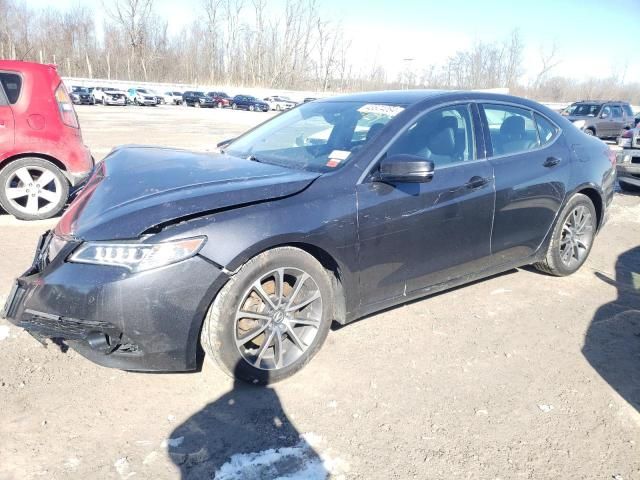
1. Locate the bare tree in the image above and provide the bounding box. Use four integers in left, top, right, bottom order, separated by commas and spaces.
533, 42, 561, 90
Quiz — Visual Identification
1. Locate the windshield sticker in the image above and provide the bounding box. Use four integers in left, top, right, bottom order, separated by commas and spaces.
357, 104, 404, 117
328, 150, 351, 161
326, 158, 342, 168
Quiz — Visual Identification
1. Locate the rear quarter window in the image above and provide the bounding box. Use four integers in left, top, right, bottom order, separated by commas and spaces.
534, 114, 559, 146
0, 72, 22, 104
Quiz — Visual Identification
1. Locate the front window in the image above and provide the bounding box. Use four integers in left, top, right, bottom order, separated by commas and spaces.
138, 89, 148, 94
226, 101, 405, 172
386, 104, 475, 166
572, 104, 601, 117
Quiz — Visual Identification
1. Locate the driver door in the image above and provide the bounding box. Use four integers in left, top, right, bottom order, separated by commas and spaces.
355, 103, 495, 307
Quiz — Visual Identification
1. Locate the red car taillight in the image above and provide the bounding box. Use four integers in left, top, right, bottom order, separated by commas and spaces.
55, 83, 79, 129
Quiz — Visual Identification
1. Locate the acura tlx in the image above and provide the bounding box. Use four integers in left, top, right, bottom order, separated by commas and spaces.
3, 90, 615, 384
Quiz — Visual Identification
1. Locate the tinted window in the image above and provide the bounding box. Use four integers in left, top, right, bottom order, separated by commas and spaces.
612, 106, 622, 119
535, 114, 558, 146
387, 104, 475, 166
483, 104, 539, 155
0, 73, 21, 104
573, 104, 601, 116
622, 104, 634, 117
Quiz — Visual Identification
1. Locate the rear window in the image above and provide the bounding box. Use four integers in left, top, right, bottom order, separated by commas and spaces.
0, 72, 22, 104
622, 104, 634, 117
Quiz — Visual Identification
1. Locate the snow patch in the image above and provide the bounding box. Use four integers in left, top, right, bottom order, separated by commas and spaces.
161, 436, 185, 448
114, 457, 136, 479
64, 457, 80, 469
0, 325, 10, 341
214, 433, 348, 480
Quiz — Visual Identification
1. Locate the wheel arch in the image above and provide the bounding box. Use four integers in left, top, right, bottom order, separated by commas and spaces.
223, 240, 350, 325
0, 152, 68, 174
574, 185, 604, 230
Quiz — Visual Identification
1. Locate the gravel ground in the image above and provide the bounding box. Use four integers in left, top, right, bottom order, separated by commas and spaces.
0, 105, 639, 480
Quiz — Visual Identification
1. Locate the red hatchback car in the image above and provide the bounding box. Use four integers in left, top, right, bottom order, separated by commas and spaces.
0, 61, 93, 220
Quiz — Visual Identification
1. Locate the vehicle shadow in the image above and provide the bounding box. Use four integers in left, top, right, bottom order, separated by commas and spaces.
168, 362, 327, 480
582, 246, 640, 411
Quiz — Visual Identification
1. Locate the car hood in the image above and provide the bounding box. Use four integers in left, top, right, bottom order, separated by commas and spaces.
55, 146, 320, 241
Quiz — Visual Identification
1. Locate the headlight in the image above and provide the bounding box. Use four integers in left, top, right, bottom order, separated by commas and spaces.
572, 120, 586, 128
68, 237, 206, 272
199, 97, 207, 102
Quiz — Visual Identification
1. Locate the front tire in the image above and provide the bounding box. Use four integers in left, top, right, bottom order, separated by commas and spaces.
0, 158, 69, 221
201, 247, 334, 384
533, 193, 597, 276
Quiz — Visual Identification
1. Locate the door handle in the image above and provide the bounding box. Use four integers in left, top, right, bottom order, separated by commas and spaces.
543, 157, 561, 168
465, 176, 490, 189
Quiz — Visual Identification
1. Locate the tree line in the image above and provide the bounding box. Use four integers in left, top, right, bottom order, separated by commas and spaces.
1, 0, 638, 103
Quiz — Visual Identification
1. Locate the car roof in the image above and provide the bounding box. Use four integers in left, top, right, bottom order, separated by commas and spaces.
314, 90, 556, 112
0, 60, 58, 73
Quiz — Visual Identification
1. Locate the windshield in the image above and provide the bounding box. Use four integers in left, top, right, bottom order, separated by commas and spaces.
194, 91, 205, 96
572, 104, 601, 117
138, 89, 148, 94
226, 101, 405, 173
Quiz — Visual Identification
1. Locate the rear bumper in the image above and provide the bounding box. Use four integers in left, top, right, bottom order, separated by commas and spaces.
3, 233, 228, 372
616, 149, 640, 186
104, 97, 126, 105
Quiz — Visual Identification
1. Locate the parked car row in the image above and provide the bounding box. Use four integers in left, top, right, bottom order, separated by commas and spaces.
69, 84, 301, 112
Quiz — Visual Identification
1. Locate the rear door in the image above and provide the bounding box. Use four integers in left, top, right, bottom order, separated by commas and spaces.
480, 103, 570, 266
0, 72, 17, 150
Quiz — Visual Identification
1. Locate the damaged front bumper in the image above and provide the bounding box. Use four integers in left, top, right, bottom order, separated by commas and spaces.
2, 231, 228, 372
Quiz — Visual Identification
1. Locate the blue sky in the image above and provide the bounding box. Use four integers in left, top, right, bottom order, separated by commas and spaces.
26, 0, 640, 82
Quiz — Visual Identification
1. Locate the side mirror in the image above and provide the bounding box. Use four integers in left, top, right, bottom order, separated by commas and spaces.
217, 138, 235, 148
377, 154, 434, 183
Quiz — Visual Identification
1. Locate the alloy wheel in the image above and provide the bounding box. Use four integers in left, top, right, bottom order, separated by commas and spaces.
559, 205, 594, 268
4, 166, 63, 216
234, 267, 323, 371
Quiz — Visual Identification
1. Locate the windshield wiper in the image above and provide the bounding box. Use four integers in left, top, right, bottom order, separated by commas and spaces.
247, 155, 264, 163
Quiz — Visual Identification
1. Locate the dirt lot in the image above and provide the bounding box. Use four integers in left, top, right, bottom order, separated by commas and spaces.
1, 104, 639, 480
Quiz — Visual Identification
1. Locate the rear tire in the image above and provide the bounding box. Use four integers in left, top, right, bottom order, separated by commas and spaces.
0, 158, 69, 221
201, 247, 334, 384
533, 193, 597, 276
584, 128, 595, 136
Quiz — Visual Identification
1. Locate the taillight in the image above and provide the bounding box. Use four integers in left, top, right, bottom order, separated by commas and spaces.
55, 83, 79, 129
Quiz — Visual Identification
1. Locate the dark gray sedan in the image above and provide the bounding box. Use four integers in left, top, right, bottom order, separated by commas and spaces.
2, 90, 616, 383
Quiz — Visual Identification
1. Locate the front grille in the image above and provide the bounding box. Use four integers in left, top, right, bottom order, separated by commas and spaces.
23, 310, 118, 339
3, 285, 26, 319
